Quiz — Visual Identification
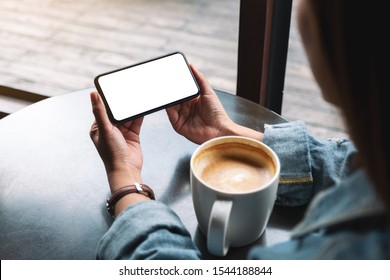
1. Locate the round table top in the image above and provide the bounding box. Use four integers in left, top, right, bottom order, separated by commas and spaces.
0, 88, 303, 260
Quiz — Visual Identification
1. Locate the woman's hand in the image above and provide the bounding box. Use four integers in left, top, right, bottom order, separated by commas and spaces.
166, 65, 264, 144
166, 65, 236, 144
89, 91, 144, 193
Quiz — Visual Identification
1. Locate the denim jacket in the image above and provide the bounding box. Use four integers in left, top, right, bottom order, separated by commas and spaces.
97, 121, 390, 259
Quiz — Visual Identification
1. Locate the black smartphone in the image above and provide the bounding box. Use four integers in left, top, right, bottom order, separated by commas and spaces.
94, 51, 200, 123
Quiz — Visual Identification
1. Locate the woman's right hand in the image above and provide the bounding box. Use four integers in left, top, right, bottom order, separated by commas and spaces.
166, 65, 263, 144
166, 65, 236, 144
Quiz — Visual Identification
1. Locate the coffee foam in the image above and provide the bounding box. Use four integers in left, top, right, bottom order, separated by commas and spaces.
194, 142, 275, 193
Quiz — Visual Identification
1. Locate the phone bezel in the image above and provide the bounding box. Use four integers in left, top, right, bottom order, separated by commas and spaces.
94, 51, 200, 124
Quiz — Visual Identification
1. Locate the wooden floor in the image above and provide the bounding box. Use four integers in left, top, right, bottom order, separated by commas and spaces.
0, 0, 347, 139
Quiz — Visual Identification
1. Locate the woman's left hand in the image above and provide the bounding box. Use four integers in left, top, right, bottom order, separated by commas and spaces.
89, 91, 144, 192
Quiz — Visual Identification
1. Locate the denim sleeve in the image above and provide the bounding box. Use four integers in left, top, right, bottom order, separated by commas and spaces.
96, 200, 201, 260
263, 120, 357, 206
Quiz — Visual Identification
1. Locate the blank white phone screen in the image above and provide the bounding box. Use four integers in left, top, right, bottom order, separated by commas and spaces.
96, 53, 199, 122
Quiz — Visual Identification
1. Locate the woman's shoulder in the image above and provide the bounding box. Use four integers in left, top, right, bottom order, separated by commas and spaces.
249, 169, 390, 260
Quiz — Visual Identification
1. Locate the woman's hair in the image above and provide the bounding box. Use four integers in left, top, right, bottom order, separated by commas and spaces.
308, 0, 389, 206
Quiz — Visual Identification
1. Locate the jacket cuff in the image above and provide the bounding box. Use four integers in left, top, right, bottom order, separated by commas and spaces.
264, 120, 313, 206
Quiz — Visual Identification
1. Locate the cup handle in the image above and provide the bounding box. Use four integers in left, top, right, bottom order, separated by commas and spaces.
207, 200, 233, 256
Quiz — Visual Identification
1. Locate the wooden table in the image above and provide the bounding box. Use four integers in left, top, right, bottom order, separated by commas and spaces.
0, 88, 304, 259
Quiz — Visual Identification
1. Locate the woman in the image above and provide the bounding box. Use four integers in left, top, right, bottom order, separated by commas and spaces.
89, 0, 390, 259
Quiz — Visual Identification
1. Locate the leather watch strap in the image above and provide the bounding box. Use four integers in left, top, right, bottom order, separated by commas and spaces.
106, 183, 155, 218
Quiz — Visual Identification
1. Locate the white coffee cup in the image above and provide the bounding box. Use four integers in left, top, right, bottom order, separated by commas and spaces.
190, 136, 280, 256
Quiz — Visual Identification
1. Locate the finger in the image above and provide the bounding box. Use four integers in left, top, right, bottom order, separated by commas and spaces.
89, 120, 99, 142
118, 116, 144, 136
129, 116, 144, 135
90, 92, 112, 133
189, 64, 215, 96
165, 104, 180, 122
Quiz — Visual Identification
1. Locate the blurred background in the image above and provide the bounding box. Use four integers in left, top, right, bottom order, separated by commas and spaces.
0, 0, 346, 138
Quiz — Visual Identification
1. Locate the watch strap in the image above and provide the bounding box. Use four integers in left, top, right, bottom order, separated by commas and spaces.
106, 183, 155, 218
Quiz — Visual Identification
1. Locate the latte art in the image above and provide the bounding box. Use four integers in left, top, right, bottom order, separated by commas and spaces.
193, 142, 275, 193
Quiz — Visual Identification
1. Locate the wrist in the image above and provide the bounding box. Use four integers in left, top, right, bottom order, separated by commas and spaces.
222, 122, 264, 141
106, 183, 155, 218
114, 193, 151, 217
107, 166, 143, 193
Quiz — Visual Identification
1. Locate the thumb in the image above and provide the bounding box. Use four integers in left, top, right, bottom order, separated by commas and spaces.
90, 92, 112, 134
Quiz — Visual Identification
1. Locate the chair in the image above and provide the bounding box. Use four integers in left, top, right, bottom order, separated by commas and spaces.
236, 0, 293, 115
